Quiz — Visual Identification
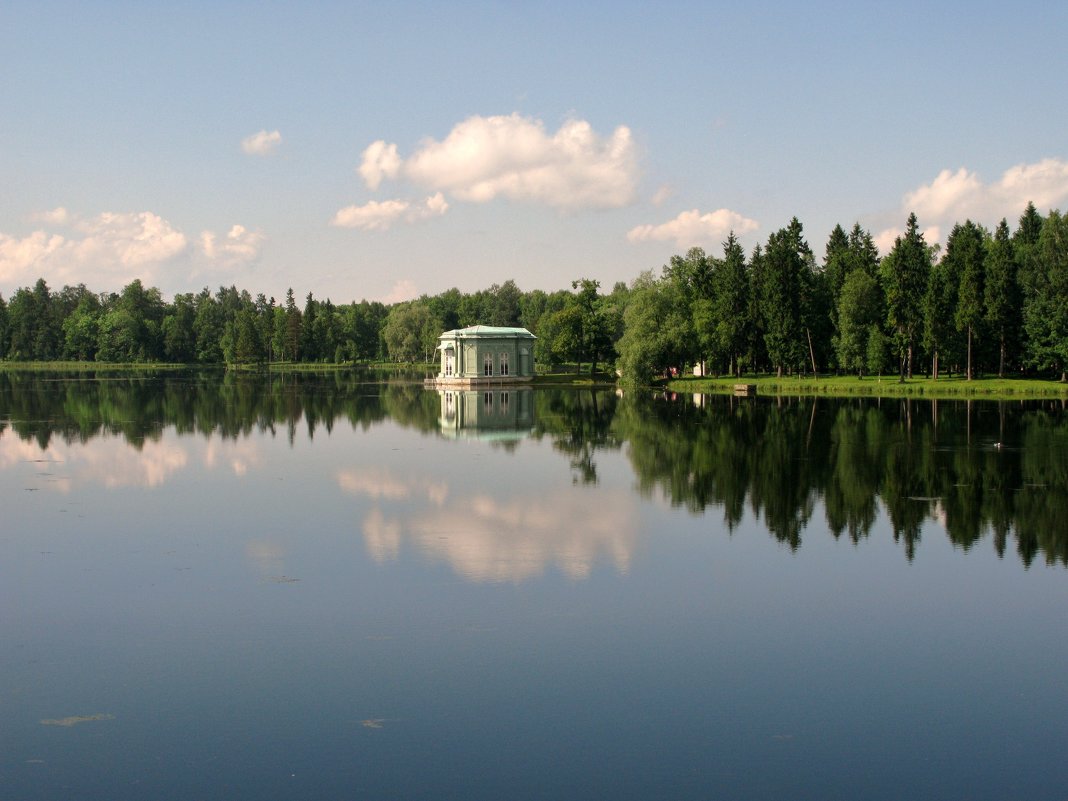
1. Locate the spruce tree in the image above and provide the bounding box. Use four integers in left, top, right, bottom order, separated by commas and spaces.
984, 219, 1020, 377
880, 213, 931, 381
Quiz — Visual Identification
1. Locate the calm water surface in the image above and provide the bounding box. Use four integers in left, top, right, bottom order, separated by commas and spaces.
2, 372, 1067, 800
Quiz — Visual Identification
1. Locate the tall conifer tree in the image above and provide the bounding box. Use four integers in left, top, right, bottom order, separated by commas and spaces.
880, 213, 931, 381
984, 219, 1020, 377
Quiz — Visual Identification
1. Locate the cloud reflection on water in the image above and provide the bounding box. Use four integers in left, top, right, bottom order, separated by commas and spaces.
0, 433, 188, 490
0, 431, 260, 490
340, 466, 636, 583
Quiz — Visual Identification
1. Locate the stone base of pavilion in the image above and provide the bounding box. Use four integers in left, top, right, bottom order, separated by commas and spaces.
423, 375, 535, 388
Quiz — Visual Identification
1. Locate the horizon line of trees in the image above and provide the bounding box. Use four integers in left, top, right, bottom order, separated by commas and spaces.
1, 202, 1065, 383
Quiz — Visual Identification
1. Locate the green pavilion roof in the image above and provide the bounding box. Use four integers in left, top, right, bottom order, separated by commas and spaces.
439, 325, 536, 339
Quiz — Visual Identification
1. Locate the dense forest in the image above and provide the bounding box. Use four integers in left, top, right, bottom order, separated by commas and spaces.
1, 203, 1065, 384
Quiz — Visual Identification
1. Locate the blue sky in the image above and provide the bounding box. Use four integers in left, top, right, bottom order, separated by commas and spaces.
2, 1, 1067, 303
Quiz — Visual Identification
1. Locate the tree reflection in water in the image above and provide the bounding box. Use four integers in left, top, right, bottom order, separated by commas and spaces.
1, 370, 1065, 567
616, 392, 1068, 567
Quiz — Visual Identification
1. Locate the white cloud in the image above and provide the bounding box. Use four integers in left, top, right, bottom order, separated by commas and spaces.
361, 113, 638, 210
381, 279, 420, 305
903, 167, 981, 220
199, 224, 264, 267
331, 199, 411, 231
241, 129, 282, 156
331, 193, 448, 231
627, 208, 759, 249
1, 210, 188, 287
650, 185, 673, 207
882, 157, 1068, 248
73, 211, 188, 267
358, 140, 401, 190
997, 158, 1068, 208
874, 224, 942, 256
31, 207, 70, 225
0, 231, 66, 282
1, 209, 267, 290
423, 191, 449, 217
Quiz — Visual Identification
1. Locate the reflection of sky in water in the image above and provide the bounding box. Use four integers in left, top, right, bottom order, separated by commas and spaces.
3, 407, 1068, 801
339, 463, 636, 582
0, 431, 262, 491
0, 407, 636, 586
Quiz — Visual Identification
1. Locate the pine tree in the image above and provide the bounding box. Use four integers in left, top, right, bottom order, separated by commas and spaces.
823, 223, 851, 343
984, 219, 1020, 377
284, 288, 301, 362
881, 213, 931, 381
760, 219, 811, 377
712, 231, 749, 377
0, 293, 9, 359
949, 220, 987, 380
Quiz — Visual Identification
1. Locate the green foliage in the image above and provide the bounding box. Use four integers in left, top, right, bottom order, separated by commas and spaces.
665, 246, 714, 302
759, 218, 813, 376
488, 279, 522, 327
984, 219, 1020, 377
283, 288, 301, 361
0, 293, 9, 358
615, 272, 692, 386
866, 325, 889, 376
163, 294, 196, 362
226, 308, 264, 363
569, 278, 616, 373
923, 243, 960, 378
745, 245, 769, 372
826, 223, 882, 371
824, 223, 851, 321
382, 301, 440, 363
193, 289, 224, 363
3, 203, 1068, 382
698, 232, 749, 376
7, 279, 57, 359
881, 213, 931, 380
1026, 210, 1068, 378
62, 296, 101, 361
947, 220, 988, 379
834, 270, 881, 376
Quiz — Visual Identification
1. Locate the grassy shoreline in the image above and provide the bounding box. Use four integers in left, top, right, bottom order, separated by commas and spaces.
0, 361, 198, 373
666, 373, 1068, 399
3, 361, 1067, 399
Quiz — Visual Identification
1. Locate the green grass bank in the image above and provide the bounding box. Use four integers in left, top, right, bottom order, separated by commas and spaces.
667, 373, 1068, 400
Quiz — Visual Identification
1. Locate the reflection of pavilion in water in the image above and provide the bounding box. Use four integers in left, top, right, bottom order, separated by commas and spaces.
437, 388, 534, 440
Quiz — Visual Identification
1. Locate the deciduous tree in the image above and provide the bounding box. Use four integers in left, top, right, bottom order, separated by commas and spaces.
834, 270, 881, 377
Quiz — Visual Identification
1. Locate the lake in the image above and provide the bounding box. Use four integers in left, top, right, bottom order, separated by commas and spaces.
2, 371, 1067, 800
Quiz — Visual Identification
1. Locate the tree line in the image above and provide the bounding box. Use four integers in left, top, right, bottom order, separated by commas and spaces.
1, 202, 1065, 383
616, 202, 1067, 384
